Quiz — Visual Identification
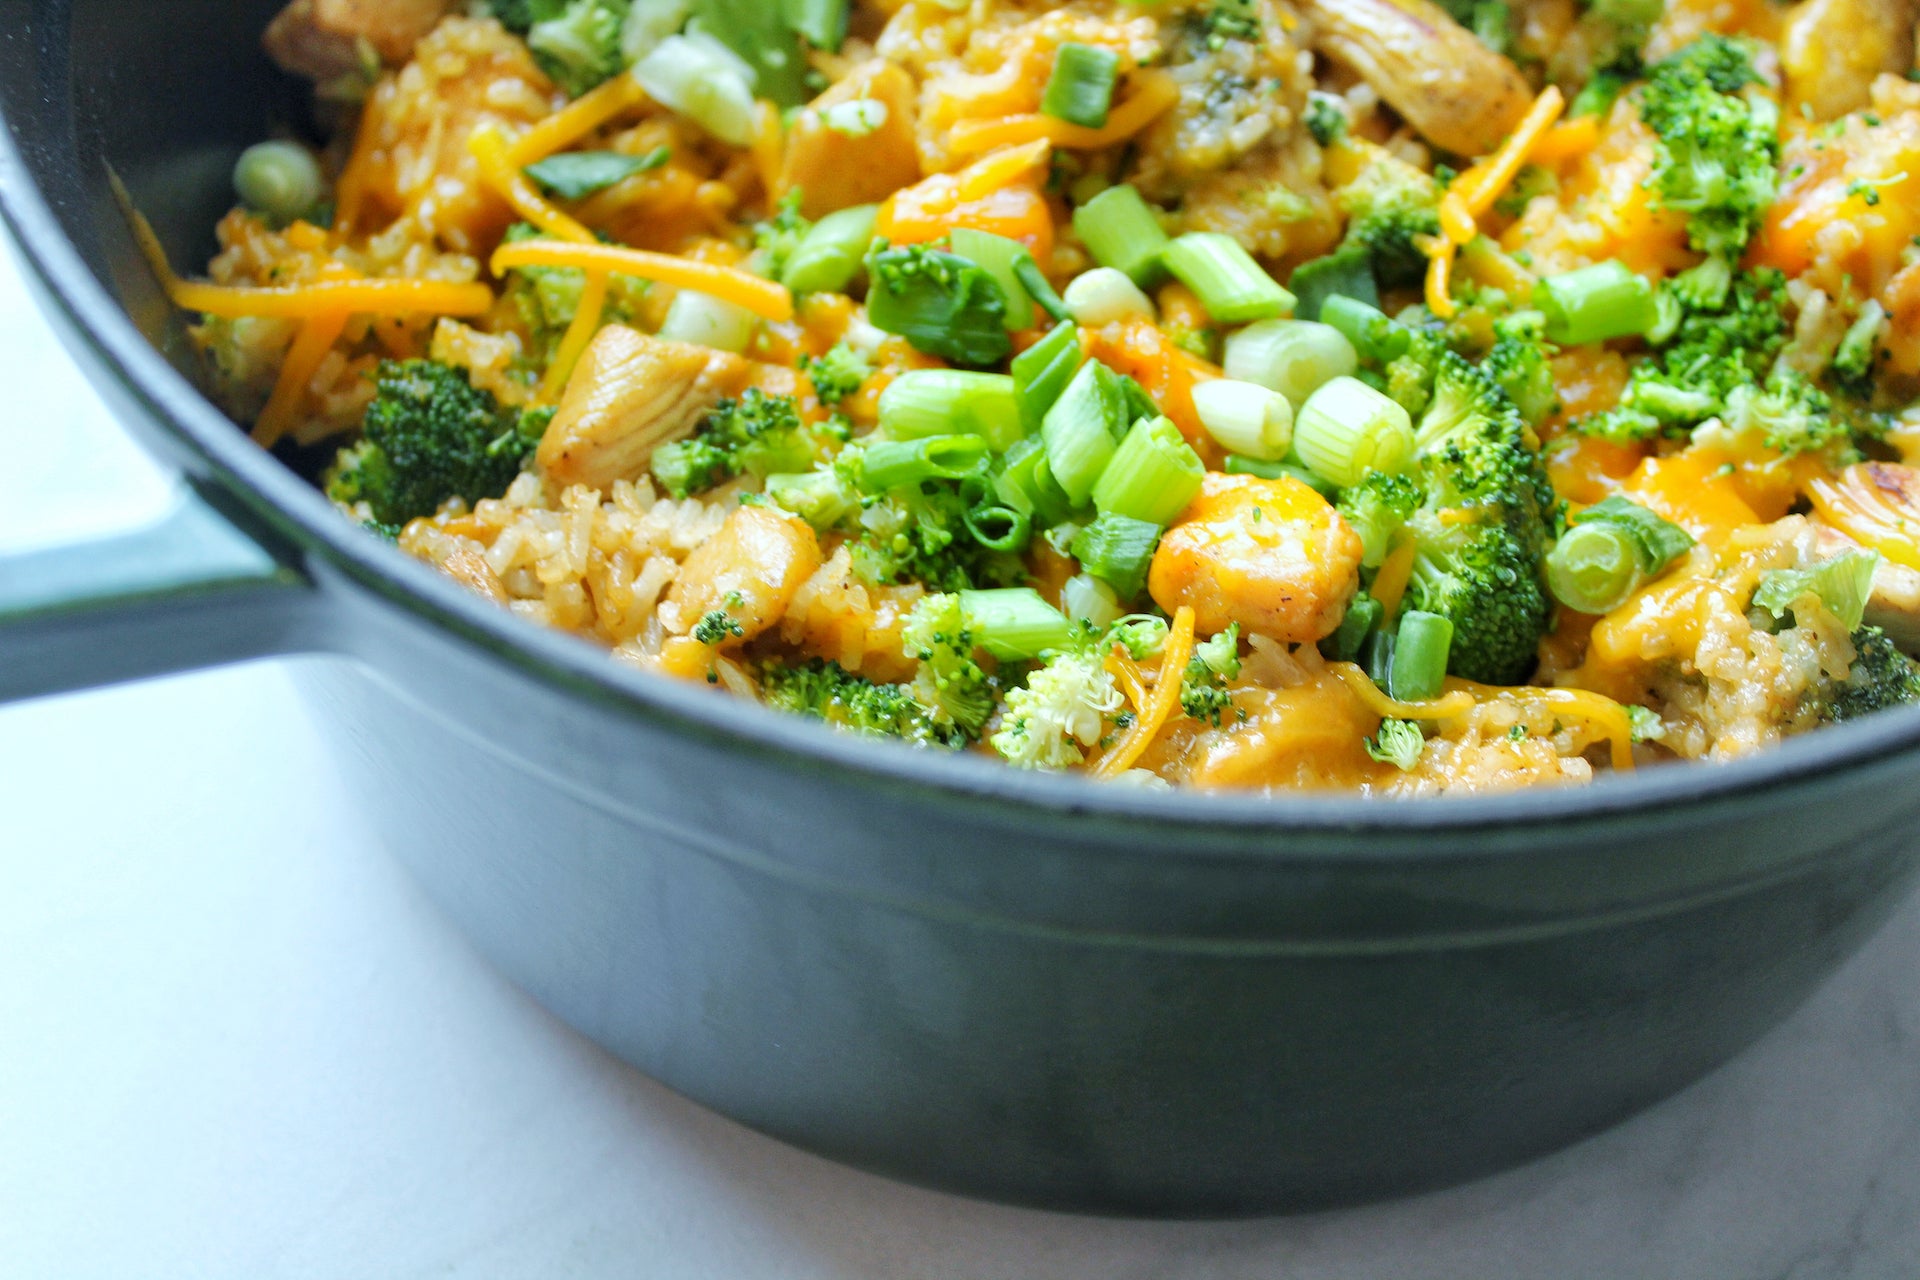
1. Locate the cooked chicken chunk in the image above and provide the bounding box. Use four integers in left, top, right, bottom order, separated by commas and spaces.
1781, 0, 1917, 121
263, 0, 453, 85
537, 326, 751, 493
1149, 473, 1363, 643
666, 507, 826, 646
1298, 0, 1533, 157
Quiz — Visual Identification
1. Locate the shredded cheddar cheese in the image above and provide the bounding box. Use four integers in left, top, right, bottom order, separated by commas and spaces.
1095, 605, 1195, 778
1426, 86, 1566, 319
948, 72, 1179, 157
489, 239, 796, 323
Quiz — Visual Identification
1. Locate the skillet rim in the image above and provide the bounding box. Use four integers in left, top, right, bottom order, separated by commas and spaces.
7, 60, 1920, 848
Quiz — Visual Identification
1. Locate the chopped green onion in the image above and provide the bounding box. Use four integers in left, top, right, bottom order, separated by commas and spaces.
994, 435, 1077, 527
233, 141, 324, 224
686, 0, 809, 107
622, 0, 693, 64
1751, 551, 1879, 632
782, 204, 879, 295
878, 370, 1024, 450
1320, 593, 1383, 662
1191, 379, 1293, 461
523, 148, 668, 200
960, 588, 1077, 661
1388, 610, 1453, 702
1224, 454, 1339, 497
1287, 242, 1379, 320
1223, 319, 1358, 408
1534, 262, 1659, 345
949, 227, 1037, 330
1012, 320, 1085, 433
865, 245, 1011, 368
1070, 512, 1163, 600
1042, 359, 1127, 505
1364, 626, 1395, 689
856, 434, 992, 490
633, 34, 758, 146
1013, 254, 1070, 323
1093, 415, 1205, 525
1042, 42, 1121, 129
1163, 233, 1294, 325
1292, 376, 1415, 488
1318, 295, 1410, 365
1072, 184, 1170, 287
781, 0, 849, 51
964, 498, 1033, 553
1062, 573, 1126, 627
1063, 268, 1157, 328
766, 469, 858, 528
659, 289, 758, 352
1546, 495, 1695, 614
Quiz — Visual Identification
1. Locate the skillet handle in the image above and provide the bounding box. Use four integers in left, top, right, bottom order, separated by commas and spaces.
0, 483, 312, 705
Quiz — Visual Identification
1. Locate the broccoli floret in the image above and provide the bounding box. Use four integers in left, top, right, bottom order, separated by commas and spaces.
901, 593, 998, 742
1304, 92, 1349, 147
990, 648, 1125, 770
1717, 368, 1848, 457
865, 243, 1011, 368
692, 608, 746, 645
1484, 311, 1560, 427
1342, 350, 1558, 684
845, 479, 1025, 594
760, 659, 950, 745
1200, 0, 1263, 45
1334, 147, 1444, 289
1819, 627, 1920, 724
324, 360, 550, 526
1366, 718, 1426, 770
526, 0, 630, 97
802, 342, 873, 407
1180, 625, 1243, 726
1831, 301, 1888, 399
484, 0, 555, 33
754, 191, 810, 283
650, 390, 826, 499
501, 224, 645, 370
1638, 35, 1780, 295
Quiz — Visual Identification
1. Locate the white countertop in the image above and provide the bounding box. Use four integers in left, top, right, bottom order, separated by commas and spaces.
4, 236, 1920, 1280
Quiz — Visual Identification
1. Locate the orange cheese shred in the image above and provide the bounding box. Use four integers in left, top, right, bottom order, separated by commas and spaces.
1426, 85, 1565, 320
1094, 605, 1195, 779
167, 276, 494, 320
1370, 535, 1418, 621
490, 239, 795, 323
254, 307, 350, 447
542, 271, 609, 400
506, 69, 649, 166
469, 126, 597, 245
949, 72, 1179, 158
1104, 644, 1152, 715
1330, 663, 1477, 722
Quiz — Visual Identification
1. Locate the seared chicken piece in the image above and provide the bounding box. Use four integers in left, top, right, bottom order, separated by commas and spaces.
1149, 473, 1363, 643
1781, 0, 1917, 121
537, 326, 751, 493
667, 507, 826, 646
1298, 0, 1533, 157
780, 62, 923, 220
263, 0, 453, 85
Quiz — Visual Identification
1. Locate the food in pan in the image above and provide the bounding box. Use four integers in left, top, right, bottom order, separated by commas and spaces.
137, 0, 1920, 792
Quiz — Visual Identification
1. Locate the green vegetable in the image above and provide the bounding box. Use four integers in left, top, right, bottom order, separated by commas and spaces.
1163, 233, 1295, 324
1013, 321, 1085, 433
990, 647, 1124, 770
1042, 42, 1121, 129
1365, 718, 1425, 770
633, 33, 758, 145
1534, 262, 1659, 345
1224, 319, 1360, 408
802, 342, 873, 407
879, 370, 1023, 449
1332, 148, 1443, 288
1303, 92, 1349, 148
760, 658, 958, 746
1042, 359, 1128, 506
650, 389, 825, 497
781, 0, 849, 51
1638, 35, 1780, 307
865, 244, 1012, 368
1545, 496, 1695, 615
1092, 415, 1206, 526
1751, 552, 1879, 632
1337, 344, 1560, 684
233, 141, 324, 225
325, 360, 551, 527
1070, 512, 1163, 600
901, 592, 998, 741
782, 204, 879, 295
526, 0, 632, 97
1073, 184, 1171, 288
1483, 311, 1560, 427
1226, 455, 1338, 498
961, 588, 1076, 661
1287, 241, 1379, 321
1292, 376, 1414, 489
1816, 627, 1920, 724
1180, 625, 1243, 726
949, 228, 1040, 330
687, 0, 809, 106
1321, 593, 1384, 662
523, 147, 668, 199
1389, 610, 1454, 702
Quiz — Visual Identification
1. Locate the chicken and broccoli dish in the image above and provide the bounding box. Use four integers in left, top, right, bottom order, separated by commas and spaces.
141, 0, 1920, 793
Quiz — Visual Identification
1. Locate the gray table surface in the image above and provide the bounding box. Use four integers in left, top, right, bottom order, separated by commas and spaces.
4, 234, 1919, 1280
